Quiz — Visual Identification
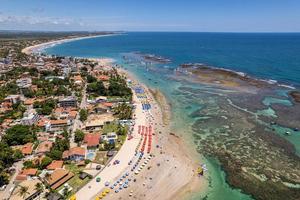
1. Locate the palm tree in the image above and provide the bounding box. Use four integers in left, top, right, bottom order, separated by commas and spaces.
18, 185, 29, 199
35, 182, 44, 200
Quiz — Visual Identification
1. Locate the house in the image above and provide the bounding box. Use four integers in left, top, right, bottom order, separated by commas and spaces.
53, 107, 77, 122
4, 95, 21, 104
102, 132, 118, 143
46, 169, 74, 190
71, 75, 84, 86
10, 179, 43, 200
15, 168, 38, 182
84, 133, 101, 148
49, 119, 70, 132
36, 141, 53, 155
62, 147, 85, 161
97, 75, 110, 81
21, 143, 34, 155
16, 77, 32, 88
58, 96, 77, 108
21, 109, 40, 126
47, 160, 64, 170
85, 114, 115, 131
92, 104, 109, 114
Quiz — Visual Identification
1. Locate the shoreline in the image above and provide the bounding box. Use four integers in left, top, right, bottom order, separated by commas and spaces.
118, 68, 208, 200
21, 33, 118, 55
21, 38, 208, 199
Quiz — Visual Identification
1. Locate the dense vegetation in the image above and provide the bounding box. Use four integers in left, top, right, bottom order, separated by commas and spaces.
79, 109, 88, 121
74, 129, 85, 144
113, 103, 133, 120
2, 125, 36, 146
87, 73, 132, 100
34, 99, 57, 115
0, 125, 36, 186
47, 138, 70, 160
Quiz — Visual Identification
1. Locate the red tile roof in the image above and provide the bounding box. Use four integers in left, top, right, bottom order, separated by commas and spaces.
21, 143, 33, 155
62, 147, 85, 158
36, 141, 53, 154
97, 75, 110, 81
19, 168, 37, 176
84, 133, 101, 147
46, 160, 64, 170
102, 102, 113, 107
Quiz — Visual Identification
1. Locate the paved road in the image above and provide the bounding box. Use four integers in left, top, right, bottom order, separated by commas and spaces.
1, 161, 23, 200
70, 83, 86, 148
75, 91, 147, 200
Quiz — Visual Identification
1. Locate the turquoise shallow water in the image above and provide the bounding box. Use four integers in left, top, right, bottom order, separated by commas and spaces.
44, 32, 300, 199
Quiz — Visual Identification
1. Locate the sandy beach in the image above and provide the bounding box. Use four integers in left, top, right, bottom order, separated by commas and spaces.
115, 69, 208, 200
21, 39, 208, 200
21, 34, 117, 55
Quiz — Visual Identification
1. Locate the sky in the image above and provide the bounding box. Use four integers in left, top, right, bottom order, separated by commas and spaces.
0, 0, 300, 32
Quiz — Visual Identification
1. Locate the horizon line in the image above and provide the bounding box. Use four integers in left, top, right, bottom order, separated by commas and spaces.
1, 29, 300, 34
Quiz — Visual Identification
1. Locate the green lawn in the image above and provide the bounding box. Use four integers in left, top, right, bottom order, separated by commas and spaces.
58, 163, 91, 195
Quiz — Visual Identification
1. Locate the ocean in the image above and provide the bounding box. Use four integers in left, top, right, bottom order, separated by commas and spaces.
45, 32, 300, 200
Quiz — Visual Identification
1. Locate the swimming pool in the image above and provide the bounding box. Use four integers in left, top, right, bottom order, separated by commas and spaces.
86, 152, 96, 161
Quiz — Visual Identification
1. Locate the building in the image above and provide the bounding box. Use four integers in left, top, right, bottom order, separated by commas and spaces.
48, 119, 70, 132
84, 133, 101, 148
58, 96, 77, 108
21, 109, 40, 126
101, 132, 118, 143
46, 169, 74, 190
4, 95, 21, 104
10, 179, 43, 200
21, 143, 34, 155
47, 160, 64, 170
62, 147, 86, 161
16, 77, 32, 88
36, 141, 53, 155
85, 114, 115, 131
15, 168, 38, 182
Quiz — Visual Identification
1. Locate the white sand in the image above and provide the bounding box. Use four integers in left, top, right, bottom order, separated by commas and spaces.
21, 34, 116, 55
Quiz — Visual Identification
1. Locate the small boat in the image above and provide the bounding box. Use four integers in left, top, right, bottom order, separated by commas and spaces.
285, 131, 291, 135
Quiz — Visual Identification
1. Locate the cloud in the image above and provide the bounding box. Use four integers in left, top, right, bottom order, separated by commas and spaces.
0, 13, 86, 29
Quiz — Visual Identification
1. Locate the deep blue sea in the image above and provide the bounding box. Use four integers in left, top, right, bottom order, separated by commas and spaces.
45, 32, 300, 200
46, 32, 300, 87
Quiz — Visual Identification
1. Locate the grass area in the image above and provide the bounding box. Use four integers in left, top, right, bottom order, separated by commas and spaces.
94, 151, 108, 165
57, 163, 91, 196
115, 135, 126, 150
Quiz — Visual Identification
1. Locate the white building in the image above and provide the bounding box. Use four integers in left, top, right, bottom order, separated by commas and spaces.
16, 77, 32, 88
21, 109, 40, 126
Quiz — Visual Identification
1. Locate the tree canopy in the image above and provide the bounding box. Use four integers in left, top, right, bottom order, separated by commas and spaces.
3, 125, 36, 146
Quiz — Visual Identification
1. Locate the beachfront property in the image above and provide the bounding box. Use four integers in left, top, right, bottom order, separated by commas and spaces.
101, 132, 118, 143
84, 113, 115, 131
46, 169, 74, 190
